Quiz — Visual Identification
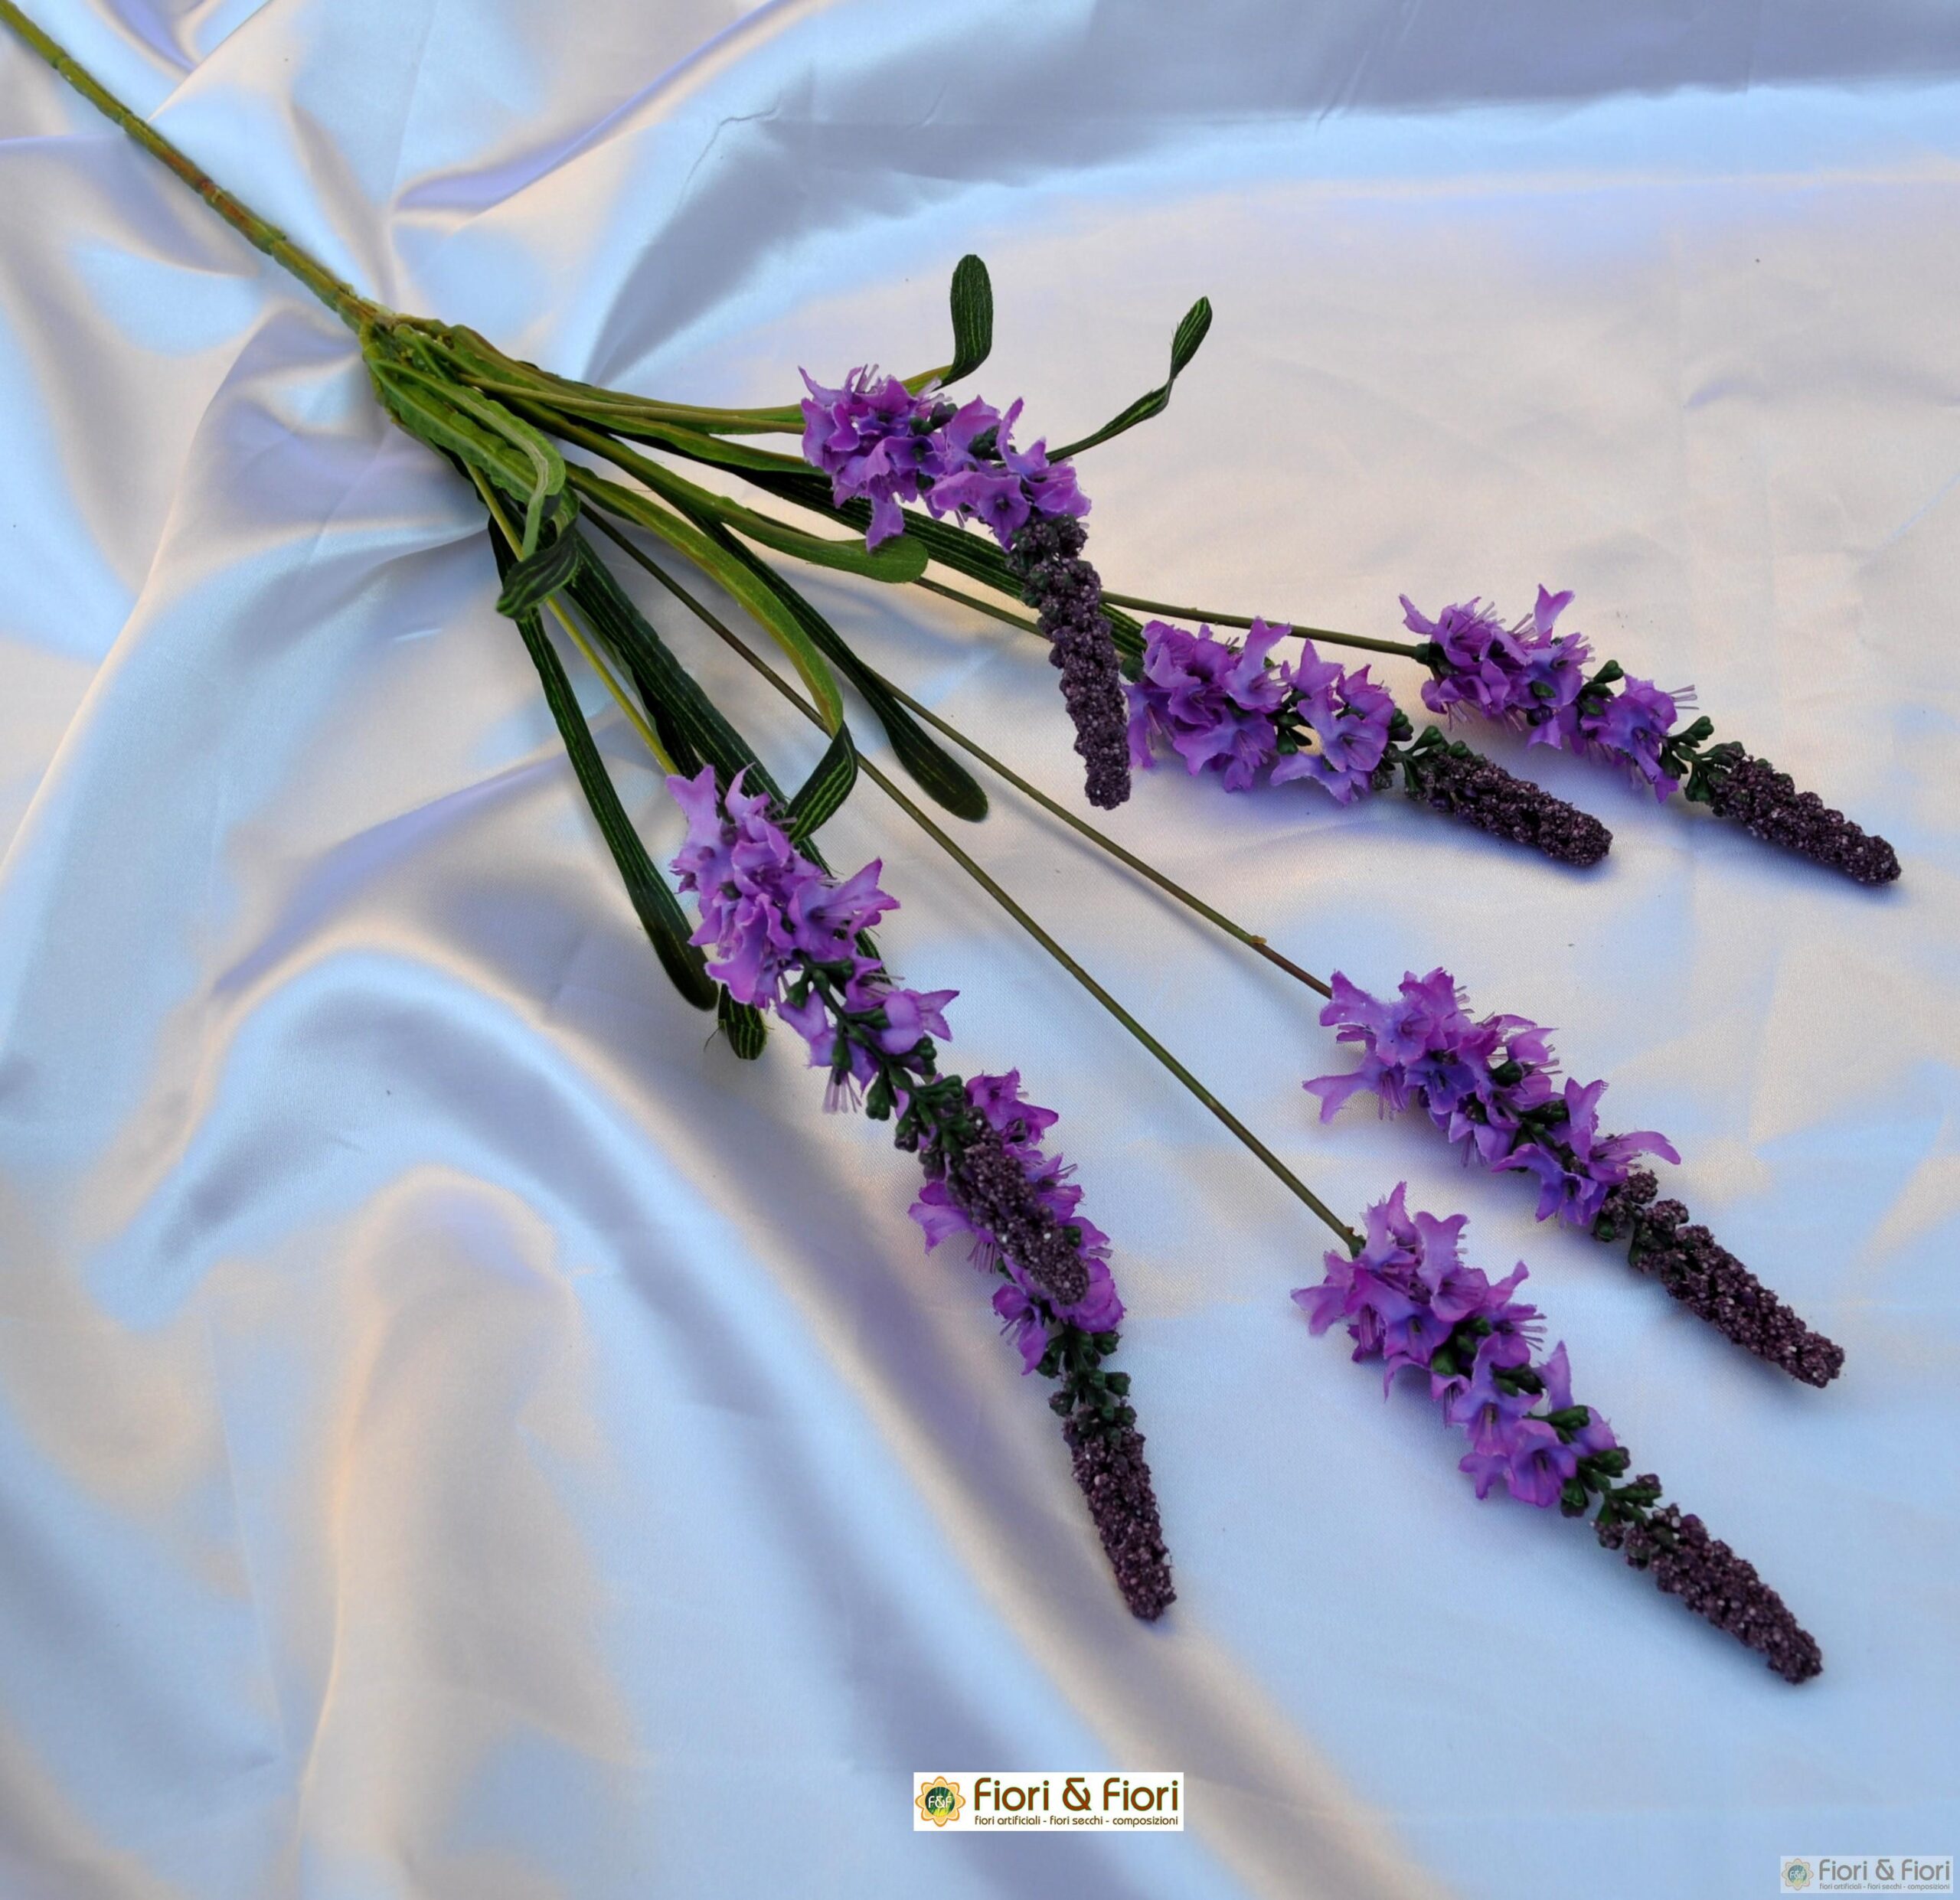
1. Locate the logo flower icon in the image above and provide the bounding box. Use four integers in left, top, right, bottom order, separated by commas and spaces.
916, 1778, 965, 1828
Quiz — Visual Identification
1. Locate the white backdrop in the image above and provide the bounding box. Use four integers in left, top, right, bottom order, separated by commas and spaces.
2, 3, 1956, 1895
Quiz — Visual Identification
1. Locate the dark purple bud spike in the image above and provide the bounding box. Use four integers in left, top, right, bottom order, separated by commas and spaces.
1063, 1409, 1175, 1620
1595, 1171, 1844, 1386
1393, 743, 1612, 867
1598, 1489, 1821, 1684
1008, 514, 1132, 810
1697, 747, 1900, 886
933, 1117, 1090, 1308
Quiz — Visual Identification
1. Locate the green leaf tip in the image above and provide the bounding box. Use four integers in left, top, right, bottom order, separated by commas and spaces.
946, 253, 994, 384
785, 726, 860, 844
718, 987, 769, 1059
494, 526, 584, 618
1052, 292, 1214, 459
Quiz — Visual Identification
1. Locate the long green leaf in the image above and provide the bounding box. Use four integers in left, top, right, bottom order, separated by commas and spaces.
613, 417, 812, 473
438, 323, 806, 436
1050, 296, 1213, 459
568, 470, 849, 734
600, 409, 1149, 654
378, 361, 565, 555
486, 533, 715, 1012
562, 530, 896, 968
537, 410, 924, 585
566, 539, 781, 796
371, 366, 541, 508
707, 529, 990, 823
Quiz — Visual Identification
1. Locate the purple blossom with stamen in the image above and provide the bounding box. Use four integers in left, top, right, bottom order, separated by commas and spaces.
801, 364, 1125, 808
1406, 586, 1690, 801
1270, 648, 1398, 805
798, 367, 939, 547
669, 766, 942, 1064
1306, 968, 1676, 1231
1125, 619, 1288, 789
799, 370, 1089, 553
1126, 621, 1396, 805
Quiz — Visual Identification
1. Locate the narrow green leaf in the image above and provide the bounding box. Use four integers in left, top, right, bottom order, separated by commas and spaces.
439, 324, 805, 436
487, 532, 715, 1012
728, 463, 1142, 651
710, 530, 991, 824
718, 986, 769, 1059
371, 365, 540, 504
565, 540, 778, 798
900, 253, 995, 392
570, 468, 848, 733
784, 726, 859, 843
1050, 295, 1213, 459
721, 488, 927, 584
377, 361, 565, 554
541, 414, 924, 585
495, 526, 585, 618
616, 418, 812, 474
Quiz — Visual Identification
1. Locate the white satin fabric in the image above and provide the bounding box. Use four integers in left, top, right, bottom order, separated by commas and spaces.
2, 4, 1957, 1895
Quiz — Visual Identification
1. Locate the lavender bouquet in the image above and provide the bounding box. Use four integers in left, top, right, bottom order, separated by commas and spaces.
1, 4, 1831, 1665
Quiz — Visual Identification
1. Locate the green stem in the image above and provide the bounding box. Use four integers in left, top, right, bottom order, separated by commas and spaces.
0, 1, 383, 331
584, 514, 1358, 1249
913, 574, 1046, 635
883, 691, 1331, 995
1099, 590, 1426, 662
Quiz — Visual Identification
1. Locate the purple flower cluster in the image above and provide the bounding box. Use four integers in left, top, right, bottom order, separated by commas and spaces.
799, 367, 1086, 550
912, 1070, 1125, 1356
668, 764, 955, 1102
1305, 968, 1677, 1229
1293, 1190, 1823, 1682
1404, 586, 1685, 799
1125, 619, 1395, 805
1295, 1186, 1615, 1507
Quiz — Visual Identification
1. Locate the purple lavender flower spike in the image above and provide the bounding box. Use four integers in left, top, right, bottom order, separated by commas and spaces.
1294, 1189, 1821, 1682
1125, 619, 1610, 863
1405, 586, 1900, 882
1304, 968, 1844, 1385
670, 766, 1171, 1618
798, 366, 1128, 808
